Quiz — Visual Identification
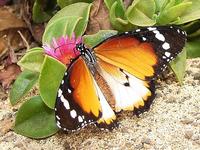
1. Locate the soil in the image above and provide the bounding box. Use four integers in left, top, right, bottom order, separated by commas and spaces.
0, 58, 200, 150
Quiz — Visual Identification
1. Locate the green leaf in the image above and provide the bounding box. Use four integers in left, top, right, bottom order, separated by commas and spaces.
186, 37, 200, 58
18, 47, 45, 73
104, 0, 116, 9
181, 20, 200, 35
175, 0, 184, 5
164, 0, 176, 10
9, 70, 39, 105
32, 0, 57, 23
157, 2, 192, 25
39, 56, 66, 109
126, 2, 156, 26
42, 16, 82, 44
170, 48, 187, 84
42, 2, 92, 44
134, 0, 156, 18
57, 0, 93, 8
188, 28, 200, 39
14, 96, 59, 139
83, 30, 118, 47
114, 0, 126, 19
154, 0, 169, 12
179, 0, 200, 24
109, 2, 133, 31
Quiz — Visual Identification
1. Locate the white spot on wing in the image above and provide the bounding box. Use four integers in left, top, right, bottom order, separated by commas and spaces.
136, 29, 141, 32
147, 27, 156, 31
162, 42, 170, 50
61, 95, 70, 109
68, 88, 72, 93
153, 30, 165, 41
70, 110, 77, 118
165, 52, 171, 57
78, 116, 83, 122
56, 115, 60, 120
56, 121, 61, 128
142, 37, 147, 41
58, 89, 62, 97
61, 80, 64, 84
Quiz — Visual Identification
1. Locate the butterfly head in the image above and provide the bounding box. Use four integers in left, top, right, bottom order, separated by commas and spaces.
76, 43, 86, 54
76, 43, 96, 64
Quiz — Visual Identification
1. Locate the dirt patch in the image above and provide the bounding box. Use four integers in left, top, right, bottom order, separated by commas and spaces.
0, 58, 200, 150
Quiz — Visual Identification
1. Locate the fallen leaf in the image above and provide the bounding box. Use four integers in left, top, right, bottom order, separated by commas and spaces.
0, 29, 31, 60
0, 7, 26, 31
21, 0, 45, 43
0, 64, 21, 89
0, 7, 31, 60
86, 0, 112, 35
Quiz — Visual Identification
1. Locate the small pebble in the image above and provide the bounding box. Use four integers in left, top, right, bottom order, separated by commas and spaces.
141, 137, 153, 145
155, 92, 162, 98
14, 142, 26, 150
63, 141, 71, 150
180, 118, 194, 124
192, 135, 200, 141
191, 121, 199, 127
167, 96, 176, 103
193, 73, 200, 80
186, 70, 192, 75
12, 108, 18, 112
135, 143, 143, 149
184, 130, 193, 139
143, 143, 152, 149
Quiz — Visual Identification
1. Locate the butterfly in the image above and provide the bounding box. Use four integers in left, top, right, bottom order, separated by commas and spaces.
55, 26, 187, 132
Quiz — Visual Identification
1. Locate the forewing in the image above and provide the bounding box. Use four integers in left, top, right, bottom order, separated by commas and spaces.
94, 26, 187, 80
55, 57, 102, 131
55, 57, 117, 131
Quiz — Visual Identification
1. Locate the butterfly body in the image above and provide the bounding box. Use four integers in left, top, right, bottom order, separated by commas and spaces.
55, 26, 187, 132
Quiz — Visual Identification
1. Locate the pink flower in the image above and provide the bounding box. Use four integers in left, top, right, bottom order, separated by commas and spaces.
43, 33, 82, 65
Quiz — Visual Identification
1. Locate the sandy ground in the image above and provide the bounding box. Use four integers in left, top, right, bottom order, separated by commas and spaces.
0, 58, 200, 150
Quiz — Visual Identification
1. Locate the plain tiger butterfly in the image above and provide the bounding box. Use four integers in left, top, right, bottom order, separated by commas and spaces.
55, 26, 187, 132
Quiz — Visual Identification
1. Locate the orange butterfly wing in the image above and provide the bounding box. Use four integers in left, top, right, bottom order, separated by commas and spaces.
97, 59, 154, 114
95, 36, 158, 80
69, 57, 101, 117
94, 26, 186, 113
55, 57, 116, 131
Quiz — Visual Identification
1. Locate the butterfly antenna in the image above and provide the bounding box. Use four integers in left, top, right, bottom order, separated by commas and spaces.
54, 42, 76, 55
